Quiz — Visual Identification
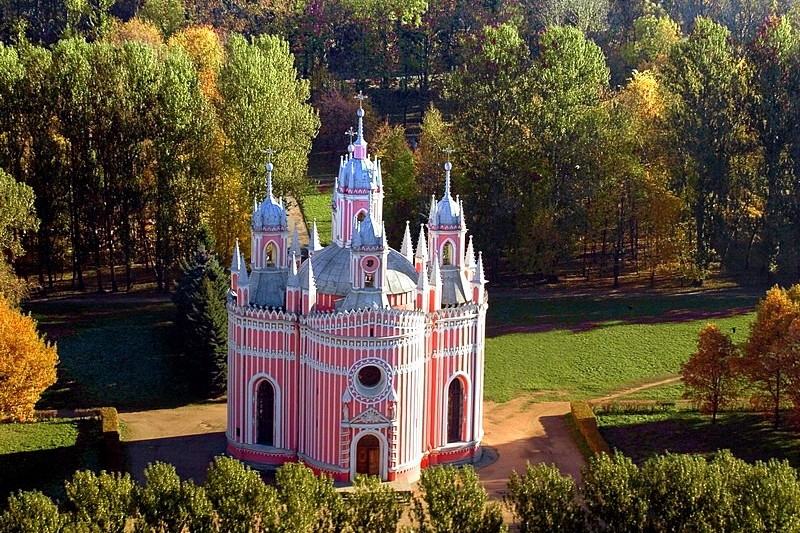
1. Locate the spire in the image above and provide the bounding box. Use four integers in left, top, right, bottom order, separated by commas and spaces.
417, 258, 430, 290
287, 252, 299, 286
473, 251, 487, 285
428, 195, 436, 225
459, 198, 467, 230
264, 148, 275, 200
289, 225, 301, 258
401, 221, 414, 262
353, 91, 368, 159
309, 220, 322, 253
239, 251, 249, 282
301, 255, 317, 290
464, 236, 476, 269
415, 224, 428, 260
231, 240, 243, 271
443, 147, 453, 198
430, 253, 442, 287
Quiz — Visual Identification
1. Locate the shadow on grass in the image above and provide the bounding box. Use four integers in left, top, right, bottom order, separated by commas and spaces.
0, 419, 102, 506
487, 288, 760, 337
599, 411, 800, 467
29, 295, 202, 413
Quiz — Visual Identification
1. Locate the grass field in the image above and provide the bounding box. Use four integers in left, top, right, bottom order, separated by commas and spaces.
28, 296, 193, 412
0, 419, 101, 502
597, 407, 800, 467
301, 191, 333, 246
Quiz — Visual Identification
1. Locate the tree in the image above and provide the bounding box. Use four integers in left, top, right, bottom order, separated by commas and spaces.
660, 17, 750, 274
0, 490, 64, 533
582, 452, 648, 533
217, 33, 319, 201
412, 465, 507, 533
65, 470, 137, 532
135, 462, 216, 533
172, 234, 228, 397
681, 323, 741, 423
0, 295, 57, 421
0, 167, 38, 258
742, 285, 800, 427
274, 461, 345, 532
505, 462, 584, 533
415, 104, 453, 198
344, 475, 403, 533
371, 121, 419, 243
139, 0, 187, 38
620, 14, 681, 71
204, 456, 280, 533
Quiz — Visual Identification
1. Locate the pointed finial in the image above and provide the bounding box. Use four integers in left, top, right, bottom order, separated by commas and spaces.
263, 148, 275, 198
309, 220, 322, 252
430, 253, 442, 286
415, 224, 428, 259
354, 91, 368, 156
401, 221, 414, 262
474, 251, 487, 285
417, 258, 430, 290
443, 147, 454, 198
231, 239, 242, 271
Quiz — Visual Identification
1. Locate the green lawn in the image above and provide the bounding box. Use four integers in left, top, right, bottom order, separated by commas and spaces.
484, 313, 753, 402
597, 407, 800, 467
0, 419, 101, 502
28, 296, 193, 411
301, 191, 333, 246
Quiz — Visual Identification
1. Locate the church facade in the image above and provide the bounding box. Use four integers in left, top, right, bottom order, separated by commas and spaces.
226, 98, 488, 483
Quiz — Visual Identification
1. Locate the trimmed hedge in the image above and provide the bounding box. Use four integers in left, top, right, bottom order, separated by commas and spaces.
570, 402, 610, 455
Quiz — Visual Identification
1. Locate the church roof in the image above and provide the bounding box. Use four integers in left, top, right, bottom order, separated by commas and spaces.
337, 288, 390, 311
430, 160, 462, 228
297, 244, 417, 297
249, 269, 287, 308
253, 161, 288, 229
440, 266, 470, 306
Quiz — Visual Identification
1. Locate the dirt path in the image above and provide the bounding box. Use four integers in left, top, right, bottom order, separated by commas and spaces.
120, 398, 585, 498
592, 376, 681, 403
285, 195, 309, 247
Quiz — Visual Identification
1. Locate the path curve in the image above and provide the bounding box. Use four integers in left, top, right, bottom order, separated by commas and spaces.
592, 377, 681, 403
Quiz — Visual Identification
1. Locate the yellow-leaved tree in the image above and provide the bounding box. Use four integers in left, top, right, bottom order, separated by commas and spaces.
0, 296, 58, 421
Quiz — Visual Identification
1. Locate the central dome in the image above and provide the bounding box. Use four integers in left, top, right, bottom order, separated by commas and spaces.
297, 244, 417, 296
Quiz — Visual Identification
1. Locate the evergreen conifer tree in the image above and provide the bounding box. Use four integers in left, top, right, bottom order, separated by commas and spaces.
173, 228, 228, 396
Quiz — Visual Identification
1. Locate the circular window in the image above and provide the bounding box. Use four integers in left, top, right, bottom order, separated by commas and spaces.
358, 365, 382, 388
348, 358, 393, 404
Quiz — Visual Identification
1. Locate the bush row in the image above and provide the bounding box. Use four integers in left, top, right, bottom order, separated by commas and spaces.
570, 401, 611, 455
4, 451, 800, 532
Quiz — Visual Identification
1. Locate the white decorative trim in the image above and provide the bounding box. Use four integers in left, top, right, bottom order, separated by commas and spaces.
246, 373, 282, 448
239, 347, 295, 360
348, 359, 393, 404
349, 407, 391, 426
350, 429, 389, 481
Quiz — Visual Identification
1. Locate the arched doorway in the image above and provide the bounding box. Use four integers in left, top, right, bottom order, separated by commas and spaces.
355, 434, 381, 477
256, 380, 275, 446
447, 378, 464, 443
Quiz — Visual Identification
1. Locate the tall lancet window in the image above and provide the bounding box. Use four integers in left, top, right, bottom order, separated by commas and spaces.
447, 378, 464, 443
265, 242, 276, 267
442, 242, 453, 266
257, 380, 275, 446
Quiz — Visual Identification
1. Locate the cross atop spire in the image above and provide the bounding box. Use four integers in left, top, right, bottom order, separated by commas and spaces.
345, 127, 356, 145
263, 147, 275, 198
353, 91, 368, 159
443, 147, 453, 198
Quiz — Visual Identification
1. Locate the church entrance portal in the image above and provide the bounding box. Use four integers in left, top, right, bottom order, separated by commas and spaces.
256, 380, 275, 446
355, 434, 381, 477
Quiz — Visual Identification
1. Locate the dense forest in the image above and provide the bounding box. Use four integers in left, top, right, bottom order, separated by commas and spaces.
1, 0, 800, 292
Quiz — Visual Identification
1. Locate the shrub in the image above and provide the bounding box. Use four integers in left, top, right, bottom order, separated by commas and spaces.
135, 462, 216, 533
275, 462, 345, 532
204, 456, 280, 533
505, 463, 583, 533
582, 453, 647, 533
344, 475, 402, 533
0, 491, 64, 533
65, 470, 137, 532
413, 465, 507, 533
570, 402, 610, 454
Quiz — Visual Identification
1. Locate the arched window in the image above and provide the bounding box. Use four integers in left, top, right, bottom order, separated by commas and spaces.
265, 242, 276, 267
442, 242, 453, 266
256, 380, 275, 446
447, 378, 464, 443
364, 273, 375, 287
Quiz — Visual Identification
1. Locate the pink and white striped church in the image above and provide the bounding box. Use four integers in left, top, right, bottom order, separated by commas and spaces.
226, 97, 488, 483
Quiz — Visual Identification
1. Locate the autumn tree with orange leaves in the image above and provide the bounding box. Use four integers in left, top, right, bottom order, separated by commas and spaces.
742, 286, 800, 427
0, 296, 58, 421
682, 323, 741, 423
